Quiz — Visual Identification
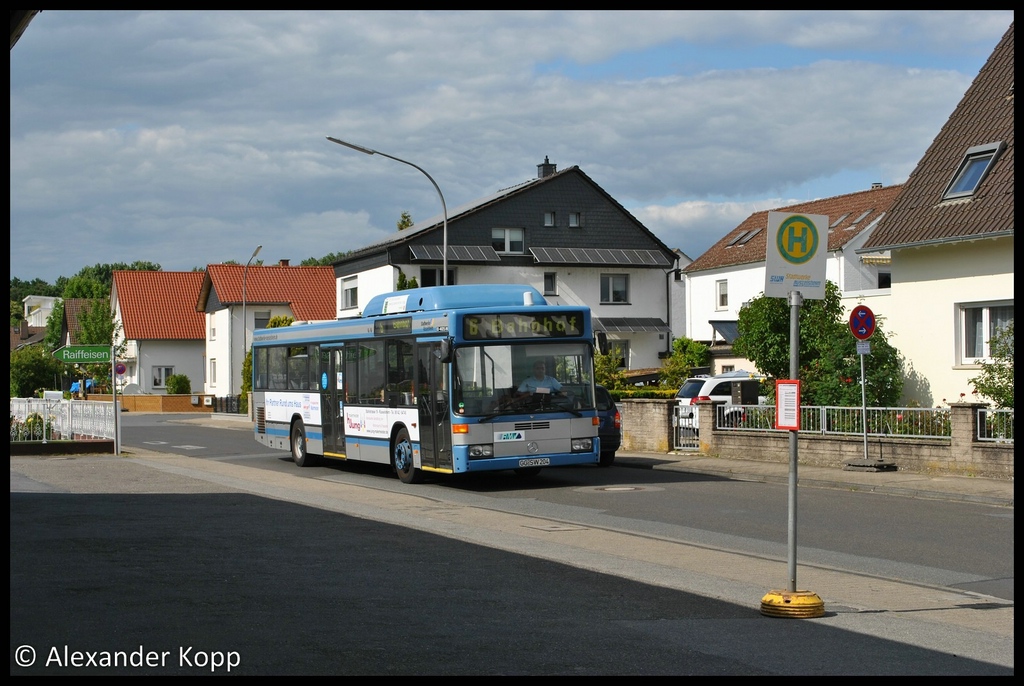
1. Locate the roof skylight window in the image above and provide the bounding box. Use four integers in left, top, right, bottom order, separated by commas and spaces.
942, 142, 1004, 200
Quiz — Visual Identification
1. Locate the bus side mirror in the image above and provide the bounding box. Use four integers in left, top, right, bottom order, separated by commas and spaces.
434, 339, 452, 363
595, 332, 609, 356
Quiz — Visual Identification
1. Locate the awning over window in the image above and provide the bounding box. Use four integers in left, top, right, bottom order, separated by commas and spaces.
860, 255, 891, 265
594, 317, 670, 332
710, 320, 740, 344
409, 245, 501, 262
530, 247, 673, 267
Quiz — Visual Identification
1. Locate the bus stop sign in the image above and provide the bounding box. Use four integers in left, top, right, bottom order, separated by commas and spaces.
849, 306, 876, 341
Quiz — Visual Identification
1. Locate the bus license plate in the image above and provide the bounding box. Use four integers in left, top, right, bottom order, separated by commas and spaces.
518, 458, 550, 467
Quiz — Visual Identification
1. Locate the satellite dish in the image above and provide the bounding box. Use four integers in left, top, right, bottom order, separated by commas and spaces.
122, 383, 142, 394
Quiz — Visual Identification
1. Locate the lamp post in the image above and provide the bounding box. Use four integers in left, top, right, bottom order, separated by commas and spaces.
242, 244, 262, 371
327, 137, 449, 285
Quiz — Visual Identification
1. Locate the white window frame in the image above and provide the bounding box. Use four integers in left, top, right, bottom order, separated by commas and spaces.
342, 277, 358, 310
716, 280, 729, 310
956, 300, 1013, 366
568, 212, 581, 228
600, 274, 630, 304
210, 359, 217, 387
543, 272, 557, 295
152, 366, 174, 389
420, 268, 456, 287
942, 142, 1004, 200
543, 212, 556, 227
491, 228, 524, 254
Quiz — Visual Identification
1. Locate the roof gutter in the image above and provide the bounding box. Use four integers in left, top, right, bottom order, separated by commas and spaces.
856, 230, 1014, 254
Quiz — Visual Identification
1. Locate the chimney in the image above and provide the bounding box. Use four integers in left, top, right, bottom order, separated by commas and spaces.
537, 156, 556, 179
871, 182, 882, 189
279, 259, 290, 267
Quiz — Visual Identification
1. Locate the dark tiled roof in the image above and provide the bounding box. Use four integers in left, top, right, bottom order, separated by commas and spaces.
862, 22, 1014, 251
113, 270, 206, 341
63, 298, 103, 345
685, 184, 903, 273
199, 264, 336, 321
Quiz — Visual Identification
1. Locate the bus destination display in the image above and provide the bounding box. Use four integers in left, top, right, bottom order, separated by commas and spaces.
463, 312, 584, 340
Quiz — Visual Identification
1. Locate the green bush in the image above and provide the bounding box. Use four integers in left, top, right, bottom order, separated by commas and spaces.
165, 374, 192, 395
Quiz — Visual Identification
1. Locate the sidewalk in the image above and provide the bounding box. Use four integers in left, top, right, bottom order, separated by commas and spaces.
187, 413, 1013, 507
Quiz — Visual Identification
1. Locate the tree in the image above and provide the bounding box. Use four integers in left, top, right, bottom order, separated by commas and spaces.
9, 344, 64, 398
300, 251, 350, 267
397, 211, 413, 230
733, 281, 903, 406
658, 337, 709, 389
594, 345, 627, 390
43, 300, 65, 351
970, 320, 1013, 408
396, 269, 418, 291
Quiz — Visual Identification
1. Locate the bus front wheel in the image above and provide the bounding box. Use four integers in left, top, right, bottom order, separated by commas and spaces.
291, 421, 318, 467
393, 428, 421, 484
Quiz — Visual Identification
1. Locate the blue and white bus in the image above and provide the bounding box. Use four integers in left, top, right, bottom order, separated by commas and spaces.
250, 284, 604, 483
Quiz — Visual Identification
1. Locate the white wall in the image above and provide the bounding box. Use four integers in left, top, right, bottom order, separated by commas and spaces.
884, 238, 1013, 407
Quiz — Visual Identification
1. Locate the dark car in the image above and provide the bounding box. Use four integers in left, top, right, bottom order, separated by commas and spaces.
594, 385, 621, 467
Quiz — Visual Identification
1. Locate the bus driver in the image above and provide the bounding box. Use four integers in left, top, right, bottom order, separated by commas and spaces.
517, 360, 563, 397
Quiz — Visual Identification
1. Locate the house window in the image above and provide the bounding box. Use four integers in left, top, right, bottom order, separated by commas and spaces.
716, 280, 728, 310
942, 142, 1004, 200
721, 365, 735, 374
152, 366, 174, 389
420, 268, 456, 287
878, 272, 892, 289
342, 277, 358, 310
959, 302, 1013, 364
210, 359, 217, 386
544, 272, 557, 295
600, 274, 629, 304
568, 212, 581, 228
254, 311, 270, 331
543, 212, 556, 227
607, 340, 630, 369
491, 228, 524, 253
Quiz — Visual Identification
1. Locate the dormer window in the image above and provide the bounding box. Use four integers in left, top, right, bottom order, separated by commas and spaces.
942, 142, 1004, 200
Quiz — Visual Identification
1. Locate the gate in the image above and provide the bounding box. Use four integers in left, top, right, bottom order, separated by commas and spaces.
674, 403, 699, 450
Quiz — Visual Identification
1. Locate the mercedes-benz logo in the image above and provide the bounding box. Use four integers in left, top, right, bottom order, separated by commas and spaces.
527, 441, 539, 454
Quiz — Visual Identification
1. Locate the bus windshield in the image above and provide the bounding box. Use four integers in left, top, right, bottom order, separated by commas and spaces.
452, 342, 594, 417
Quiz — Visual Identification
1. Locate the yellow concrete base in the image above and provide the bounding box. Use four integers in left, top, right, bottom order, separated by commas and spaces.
760, 589, 825, 618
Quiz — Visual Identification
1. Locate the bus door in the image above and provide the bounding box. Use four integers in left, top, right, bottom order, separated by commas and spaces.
321, 347, 347, 457
416, 341, 452, 472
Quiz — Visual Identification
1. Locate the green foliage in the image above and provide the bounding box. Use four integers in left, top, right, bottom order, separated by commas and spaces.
164, 374, 192, 395
240, 350, 252, 414
9, 344, 64, 398
10, 276, 62, 304
396, 269, 419, 291
734, 281, 903, 406
267, 315, 294, 329
594, 345, 627, 390
300, 251, 351, 267
970, 319, 1013, 408
658, 337, 709, 388
397, 211, 414, 230
43, 300, 65, 351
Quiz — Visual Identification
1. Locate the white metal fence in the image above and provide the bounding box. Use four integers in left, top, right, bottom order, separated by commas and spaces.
10, 399, 117, 442
978, 407, 1014, 443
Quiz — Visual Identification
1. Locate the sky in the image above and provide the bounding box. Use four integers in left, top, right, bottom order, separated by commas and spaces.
9, 10, 1014, 285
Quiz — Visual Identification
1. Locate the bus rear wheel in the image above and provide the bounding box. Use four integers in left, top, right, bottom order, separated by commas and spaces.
393, 428, 421, 484
291, 421, 318, 467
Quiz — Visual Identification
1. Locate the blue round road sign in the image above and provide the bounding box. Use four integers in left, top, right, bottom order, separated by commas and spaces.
849, 306, 876, 340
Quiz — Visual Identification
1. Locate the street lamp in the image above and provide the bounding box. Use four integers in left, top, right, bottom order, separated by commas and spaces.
242, 244, 262, 358
327, 137, 449, 285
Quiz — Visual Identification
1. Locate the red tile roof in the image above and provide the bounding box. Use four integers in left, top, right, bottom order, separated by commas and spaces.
863, 22, 1014, 250
199, 264, 336, 321
113, 270, 206, 340
685, 183, 904, 273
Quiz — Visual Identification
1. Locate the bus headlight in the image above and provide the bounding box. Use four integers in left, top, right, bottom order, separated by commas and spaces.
468, 444, 494, 459
571, 438, 593, 452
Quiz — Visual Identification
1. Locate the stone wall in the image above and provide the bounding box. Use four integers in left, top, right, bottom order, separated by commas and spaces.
618, 398, 1013, 480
